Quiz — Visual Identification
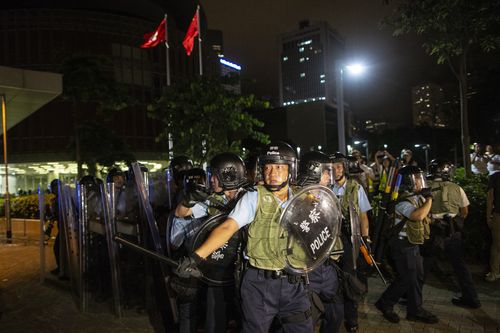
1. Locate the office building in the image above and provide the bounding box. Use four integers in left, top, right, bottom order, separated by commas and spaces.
278, 20, 345, 107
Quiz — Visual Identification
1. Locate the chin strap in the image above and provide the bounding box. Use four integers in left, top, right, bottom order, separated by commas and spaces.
264, 180, 289, 192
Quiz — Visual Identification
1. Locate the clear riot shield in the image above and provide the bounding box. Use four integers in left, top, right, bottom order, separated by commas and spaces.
38, 185, 46, 283
349, 199, 362, 270
100, 182, 123, 317
58, 182, 82, 306
76, 184, 88, 313
131, 162, 178, 324
190, 213, 242, 286
77, 180, 117, 315
279, 185, 342, 274
132, 163, 163, 253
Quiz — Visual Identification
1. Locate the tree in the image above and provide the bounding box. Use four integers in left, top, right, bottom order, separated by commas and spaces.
148, 76, 270, 164
73, 121, 135, 176
60, 55, 131, 176
383, 0, 500, 175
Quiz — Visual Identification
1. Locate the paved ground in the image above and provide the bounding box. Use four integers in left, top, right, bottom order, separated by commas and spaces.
0, 239, 499, 333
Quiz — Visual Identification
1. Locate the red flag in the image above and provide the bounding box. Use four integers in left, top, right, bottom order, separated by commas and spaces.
140, 18, 166, 48
182, 10, 199, 56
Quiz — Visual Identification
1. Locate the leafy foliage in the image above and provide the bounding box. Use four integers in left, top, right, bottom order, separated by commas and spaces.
0, 194, 55, 219
61, 55, 128, 113
148, 76, 270, 164
382, 0, 500, 176
74, 121, 136, 175
383, 0, 500, 65
60, 55, 134, 175
454, 167, 490, 261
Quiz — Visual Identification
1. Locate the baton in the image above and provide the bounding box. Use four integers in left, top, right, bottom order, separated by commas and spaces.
114, 235, 180, 268
359, 236, 388, 285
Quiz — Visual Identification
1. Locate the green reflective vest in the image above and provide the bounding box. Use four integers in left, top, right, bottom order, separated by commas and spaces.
397, 196, 430, 245
246, 185, 309, 270
339, 178, 361, 220
428, 180, 464, 216
246, 185, 288, 270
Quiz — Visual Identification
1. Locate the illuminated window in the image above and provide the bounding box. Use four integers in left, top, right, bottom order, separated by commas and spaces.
320, 79, 325, 84
299, 47, 305, 52
300, 73, 306, 78
283, 56, 288, 61
320, 74, 325, 78
299, 57, 305, 62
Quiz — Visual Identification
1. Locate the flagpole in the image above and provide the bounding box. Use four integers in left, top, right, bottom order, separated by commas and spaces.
164, 14, 171, 86
196, 6, 203, 76
1, 94, 11, 243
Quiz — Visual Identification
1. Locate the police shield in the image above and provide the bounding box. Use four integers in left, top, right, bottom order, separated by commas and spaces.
58, 182, 82, 304
279, 185, 341, 274
190, 213, 242, 286
131, 162, 178, 325
349, 199, 361, 270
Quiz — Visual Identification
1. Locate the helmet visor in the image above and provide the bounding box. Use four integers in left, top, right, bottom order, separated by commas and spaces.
410, 172, 428, 192
319, 163, 335, 187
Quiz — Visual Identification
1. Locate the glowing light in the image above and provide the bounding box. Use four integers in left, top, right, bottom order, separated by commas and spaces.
220, 58, 241, 71
345, 63, 366, 75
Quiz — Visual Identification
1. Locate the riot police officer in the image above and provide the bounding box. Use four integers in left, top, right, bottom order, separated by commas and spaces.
375, 165, 438, 324
169, 155, 194, 208
49, 179, 65, 277
297, 151, 344, 333
172, 152, 248, 333
426, 159, 480, 308
331, 152, 372, 333
177, 142, 313, 333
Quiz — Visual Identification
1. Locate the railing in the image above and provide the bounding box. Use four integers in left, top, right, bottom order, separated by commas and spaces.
0, 217, 53, 243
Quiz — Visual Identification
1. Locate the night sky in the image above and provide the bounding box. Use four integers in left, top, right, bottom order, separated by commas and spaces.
202, 0, 444, 126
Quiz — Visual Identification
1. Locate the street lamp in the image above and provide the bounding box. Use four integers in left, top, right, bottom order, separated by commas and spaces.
414, 144, 430, 169
354, 139, 369, 158
335, 61, 367, 154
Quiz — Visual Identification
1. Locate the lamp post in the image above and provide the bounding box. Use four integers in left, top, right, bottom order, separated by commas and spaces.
354, 139, 369, 159
414, 144, 430, 169
335, 62, 366, 155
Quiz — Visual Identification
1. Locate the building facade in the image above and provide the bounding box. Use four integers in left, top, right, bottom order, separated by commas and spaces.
278, 20, 344, 107
411, 83, 448, 128
0, 1, 220, 192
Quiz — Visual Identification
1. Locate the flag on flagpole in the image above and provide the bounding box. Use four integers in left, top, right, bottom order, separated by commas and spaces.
140, 18, 166, 48
182, 9, 199, 56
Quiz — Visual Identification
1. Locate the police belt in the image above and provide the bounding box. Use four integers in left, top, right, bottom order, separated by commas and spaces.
249, 266, 305, 284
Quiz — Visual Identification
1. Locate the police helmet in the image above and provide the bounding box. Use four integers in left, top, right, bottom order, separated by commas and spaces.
79, 175, 104, 191
106, 167, 124, 184
330, 152, 348, 177
183, 167, 207, 193
398, 165, 428, 194
297, 151, 334, 186
258, 141, 297, 191
209, 152, 247, 191
169, 156, 193, 183
49, 179, 60, 195
347, 155, 363, 175
427, 159, 453, 181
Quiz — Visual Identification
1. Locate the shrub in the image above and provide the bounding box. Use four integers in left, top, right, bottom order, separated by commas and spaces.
1, 194, 55, 219
454, 167, 490, 262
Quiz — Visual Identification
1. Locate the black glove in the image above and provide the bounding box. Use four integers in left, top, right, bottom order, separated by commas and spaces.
176, 253, 203, 279
362, 236, 372, 254
182, 185, 209, 208
419, 187, 433, 199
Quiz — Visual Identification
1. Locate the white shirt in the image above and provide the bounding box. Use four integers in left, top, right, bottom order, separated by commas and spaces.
332, 179, 372, 213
